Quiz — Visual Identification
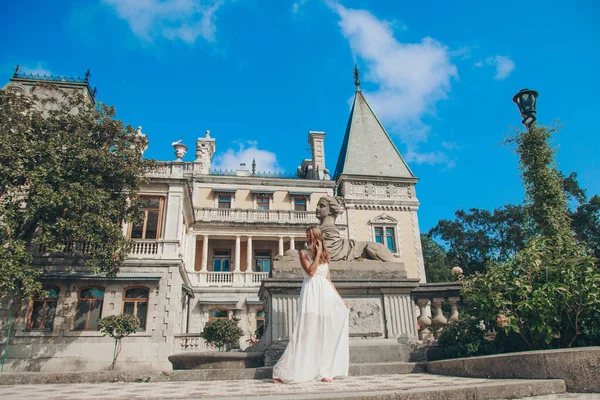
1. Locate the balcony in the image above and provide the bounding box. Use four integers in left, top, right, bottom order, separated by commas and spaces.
188, 271, 270, 287
128, 239, 181, 260
31, 239, 181, 261
195, 208, 318, 225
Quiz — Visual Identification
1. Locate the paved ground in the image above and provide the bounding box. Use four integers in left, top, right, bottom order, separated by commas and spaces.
520, 396, 600, 399
0, 373, 588, 399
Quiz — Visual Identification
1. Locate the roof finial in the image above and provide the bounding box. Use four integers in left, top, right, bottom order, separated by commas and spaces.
13, 64, 20, 78
353, 64, 361, 91
252, 158, 256, 176
85, 69, 91, 83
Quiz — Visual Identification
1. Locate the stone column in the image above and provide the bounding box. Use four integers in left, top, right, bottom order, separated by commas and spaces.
201, 235, 209, 271
185, 233, 196, 272
234, 235, 241, 272
289, 236, 295, 251
278, 237, 284, 256
246, 236, 253, 273
448, 297, 460, 323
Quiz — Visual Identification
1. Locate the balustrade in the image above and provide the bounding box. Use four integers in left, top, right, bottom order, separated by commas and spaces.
412, 283, 462, 340
189, 271, 269, 287
31, 239, 180, 260
174, 333, 203, 352
195, 208, 317, 224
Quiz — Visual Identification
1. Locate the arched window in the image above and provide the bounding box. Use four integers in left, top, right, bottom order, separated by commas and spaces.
123, 287, 149, 329
74, 287, 104, 331
208, 308, 229, 320
255, 308, 266, 337
27, 287, 59, 331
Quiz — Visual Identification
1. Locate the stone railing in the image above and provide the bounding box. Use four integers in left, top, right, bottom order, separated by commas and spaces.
412, 282, 462, 340
173, 333, 204, 352
195, 208, 318, 225
188, 271, 270, 287
127, 239, 181, 260
31, 239, 181, 261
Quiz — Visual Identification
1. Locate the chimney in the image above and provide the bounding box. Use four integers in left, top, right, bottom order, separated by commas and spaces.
308, 131, 326, 179
195, 130, 216, 174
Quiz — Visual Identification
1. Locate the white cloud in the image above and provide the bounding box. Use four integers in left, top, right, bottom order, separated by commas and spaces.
405, 148, 455, 169
212, 141, 282, 172
329, 2, 458, 166
292, 0, 308, 14
441, 141, 460, 151
20, 63, 52, 76
102, 0, 224, 44
486, 55, 515, 80
473, 60, 484, 68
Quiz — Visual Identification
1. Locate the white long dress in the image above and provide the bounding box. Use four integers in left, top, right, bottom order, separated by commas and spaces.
272, 250, 349, 383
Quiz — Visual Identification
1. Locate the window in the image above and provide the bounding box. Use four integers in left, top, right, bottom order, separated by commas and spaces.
209, 308, 229, 320
294, 198, 306, 211
255, 308, 265, 337
27, 287, 59, 331
130, 197, 163, 240
374, 226, 396, 252
257, 195, 269, 211
213, 250, 231, 272
218, 195, 231, 209
255, 250, 271, 273
74, 287, 104, 330
123, 287, 149, 330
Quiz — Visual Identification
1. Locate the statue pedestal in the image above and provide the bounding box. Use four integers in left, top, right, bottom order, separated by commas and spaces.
254, 255, 421, 365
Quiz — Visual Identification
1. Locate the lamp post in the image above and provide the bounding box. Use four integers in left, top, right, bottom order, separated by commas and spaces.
512, 88, 539, 128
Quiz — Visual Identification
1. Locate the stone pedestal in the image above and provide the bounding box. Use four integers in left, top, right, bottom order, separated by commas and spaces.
253, 254, 421, 361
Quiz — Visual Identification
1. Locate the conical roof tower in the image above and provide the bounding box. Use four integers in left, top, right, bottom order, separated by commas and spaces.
334, 66, 415, 180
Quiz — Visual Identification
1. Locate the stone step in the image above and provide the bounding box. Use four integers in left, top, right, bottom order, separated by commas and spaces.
349, 343, 412, 364
349, 361, 425, 376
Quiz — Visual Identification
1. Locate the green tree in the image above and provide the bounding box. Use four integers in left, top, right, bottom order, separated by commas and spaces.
459, 124, 599, 350
562, 172, 600, 258
428, 205, 527, 276
98, 314, 140, 370
420, 234, 453, 282
200, 319, 244, 352
0, 84, 154, 299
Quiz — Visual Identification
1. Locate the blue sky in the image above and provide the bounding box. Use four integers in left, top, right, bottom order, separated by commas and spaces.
2, 0, 599, 232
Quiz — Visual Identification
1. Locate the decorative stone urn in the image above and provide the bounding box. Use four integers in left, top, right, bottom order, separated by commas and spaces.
172, 141, 188, 161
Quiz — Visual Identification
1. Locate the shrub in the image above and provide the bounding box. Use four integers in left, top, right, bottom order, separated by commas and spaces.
461, 237, 600, 350
200, 319, 244, 352
437, 317, 500, 359
98, 314, 140, 370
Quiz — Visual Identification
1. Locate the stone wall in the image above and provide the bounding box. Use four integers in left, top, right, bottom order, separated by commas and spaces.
427, 347, 600, 393
0, 264, 184, 372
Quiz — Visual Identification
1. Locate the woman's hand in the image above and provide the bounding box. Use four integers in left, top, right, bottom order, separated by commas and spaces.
315, 240, 323, 255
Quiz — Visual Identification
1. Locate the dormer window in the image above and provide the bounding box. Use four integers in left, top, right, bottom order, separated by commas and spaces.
251, 190, 274, 210
289, 192, 311, 212
294, 198, 306, 211
218, 195, 231, 209
257, 196, 269, 210
213, 189, 236, 209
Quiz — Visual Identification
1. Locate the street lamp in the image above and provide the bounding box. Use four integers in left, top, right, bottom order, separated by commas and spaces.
512, 88, 539, 128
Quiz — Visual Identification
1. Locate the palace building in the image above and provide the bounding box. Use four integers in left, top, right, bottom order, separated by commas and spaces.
0, 68, 425, 372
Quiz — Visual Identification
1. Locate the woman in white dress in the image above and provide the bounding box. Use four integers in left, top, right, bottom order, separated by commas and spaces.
272, 226, 350, 384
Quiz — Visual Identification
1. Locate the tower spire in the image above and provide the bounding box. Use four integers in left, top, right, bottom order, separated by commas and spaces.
353, 64, 361, 91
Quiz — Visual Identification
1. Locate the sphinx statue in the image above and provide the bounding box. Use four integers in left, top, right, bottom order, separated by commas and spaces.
316, 196, 396, 262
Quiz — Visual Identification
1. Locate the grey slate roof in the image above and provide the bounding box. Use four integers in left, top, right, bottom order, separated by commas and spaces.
334, 90, 415, 179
